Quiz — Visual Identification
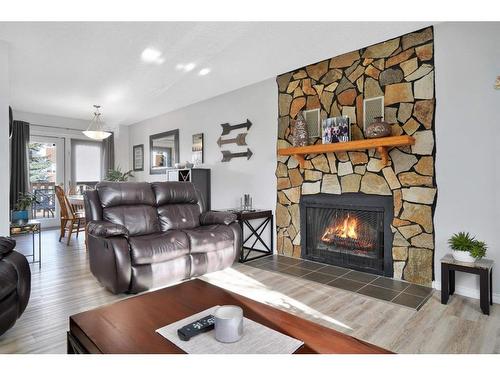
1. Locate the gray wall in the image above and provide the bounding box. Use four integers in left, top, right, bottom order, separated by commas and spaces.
128, 79, 278, 211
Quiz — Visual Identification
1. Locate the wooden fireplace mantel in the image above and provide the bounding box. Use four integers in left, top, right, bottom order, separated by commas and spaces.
277, 135, 415, 168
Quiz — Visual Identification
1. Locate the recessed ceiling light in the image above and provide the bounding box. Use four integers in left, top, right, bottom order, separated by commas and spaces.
184, 63, 196, 72
141, 48, 164, 64
199, 68, 211, 76
176, 63, 185, 70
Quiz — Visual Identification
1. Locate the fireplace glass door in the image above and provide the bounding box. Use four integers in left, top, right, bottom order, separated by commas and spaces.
305, 205, 385, 273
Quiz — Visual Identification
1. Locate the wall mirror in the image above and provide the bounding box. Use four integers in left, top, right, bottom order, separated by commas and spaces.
149, 129, 179, 174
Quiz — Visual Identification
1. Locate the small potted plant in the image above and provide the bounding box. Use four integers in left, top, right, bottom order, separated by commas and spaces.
448, 232, 487, 262
11, 192, 38, 223
104, 167, 134, 182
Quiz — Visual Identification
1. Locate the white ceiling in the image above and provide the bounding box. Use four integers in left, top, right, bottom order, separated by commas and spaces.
0, 22, 431, 126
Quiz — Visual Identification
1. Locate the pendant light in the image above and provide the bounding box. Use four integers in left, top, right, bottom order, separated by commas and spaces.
83, 105, 111, 140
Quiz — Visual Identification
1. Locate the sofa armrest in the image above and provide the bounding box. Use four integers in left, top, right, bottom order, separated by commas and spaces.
200, 211, 238, 226
87, 221, 129, 238
0, 237, 16, 259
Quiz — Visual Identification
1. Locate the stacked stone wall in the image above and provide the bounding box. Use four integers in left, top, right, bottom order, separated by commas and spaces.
276, 27, 436, 285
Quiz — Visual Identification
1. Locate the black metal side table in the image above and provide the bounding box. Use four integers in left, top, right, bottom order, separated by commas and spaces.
440, 254, 493, 315
215, 209, 273, 263
9, 220, 42, 269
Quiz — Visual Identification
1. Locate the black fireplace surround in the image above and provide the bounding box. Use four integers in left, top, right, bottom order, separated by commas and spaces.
300, 193, 394, 277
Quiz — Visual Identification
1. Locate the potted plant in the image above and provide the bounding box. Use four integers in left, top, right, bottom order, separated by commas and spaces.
104, 167, 134, 182
448, 232, 487, 262
11, 192, 38, 223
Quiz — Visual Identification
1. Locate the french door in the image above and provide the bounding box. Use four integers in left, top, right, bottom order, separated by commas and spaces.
28, 135, 65, 227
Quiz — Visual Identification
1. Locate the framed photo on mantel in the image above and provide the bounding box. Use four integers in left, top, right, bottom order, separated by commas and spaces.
133, 144, 144, 171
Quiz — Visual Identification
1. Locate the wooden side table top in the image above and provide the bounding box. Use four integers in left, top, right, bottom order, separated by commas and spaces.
214, 208, 272, 221
441, 254, 494, 270
10, 220, 42, 235
10, 220, 41, 229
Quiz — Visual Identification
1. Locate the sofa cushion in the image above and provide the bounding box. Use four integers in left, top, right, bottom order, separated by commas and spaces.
157, 204, 200, 231
182, 225, 234, 254
129, 231, 190, 265
103, 205, 160, 236
0, 262, 17, 301
152, 182, 198, 206
97, 182, 156, 208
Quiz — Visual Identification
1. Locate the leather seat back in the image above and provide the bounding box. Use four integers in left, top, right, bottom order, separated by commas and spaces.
97, 182, 160, 236
152, 182, 201, 231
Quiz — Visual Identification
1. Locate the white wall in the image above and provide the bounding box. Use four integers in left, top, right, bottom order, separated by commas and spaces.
0, 41, 10, 235
128, 79, 278, 211
433, 22, 500, 302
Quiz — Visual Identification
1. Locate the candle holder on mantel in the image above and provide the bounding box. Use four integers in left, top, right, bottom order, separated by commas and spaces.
240, 194, 253, 211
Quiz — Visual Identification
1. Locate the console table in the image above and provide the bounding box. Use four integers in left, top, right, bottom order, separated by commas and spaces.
440, 254, 493, 315
215, 209, 273, 263
9, 220, 42, 269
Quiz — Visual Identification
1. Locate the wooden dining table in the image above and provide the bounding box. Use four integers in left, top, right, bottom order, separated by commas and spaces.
67, 195, 85, 212
68, 194, 83, 209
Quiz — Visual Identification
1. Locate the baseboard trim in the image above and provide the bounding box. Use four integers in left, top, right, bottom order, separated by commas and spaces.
432, 281, 499, 304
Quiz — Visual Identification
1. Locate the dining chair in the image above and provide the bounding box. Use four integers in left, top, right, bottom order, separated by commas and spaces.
54, 185, 86, 246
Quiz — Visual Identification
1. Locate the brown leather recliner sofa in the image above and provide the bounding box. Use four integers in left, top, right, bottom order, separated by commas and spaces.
84, 181, 241, 294
0, 237, 31, 336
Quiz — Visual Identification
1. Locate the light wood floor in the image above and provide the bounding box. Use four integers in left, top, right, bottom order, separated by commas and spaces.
1, 229, 498, 354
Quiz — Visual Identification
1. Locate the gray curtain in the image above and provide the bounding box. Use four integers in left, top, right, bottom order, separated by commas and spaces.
10, 120, 30, 210
101, 132, 115, 179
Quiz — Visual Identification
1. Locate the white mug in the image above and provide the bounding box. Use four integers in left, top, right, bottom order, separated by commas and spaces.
214, 305, 243, 343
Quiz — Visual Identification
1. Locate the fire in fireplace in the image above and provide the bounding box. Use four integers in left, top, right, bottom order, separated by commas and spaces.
300, 193, 394, 277
321, 212, 376, 253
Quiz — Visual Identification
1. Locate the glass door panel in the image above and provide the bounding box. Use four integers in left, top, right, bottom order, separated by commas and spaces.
29, 136, 65, 227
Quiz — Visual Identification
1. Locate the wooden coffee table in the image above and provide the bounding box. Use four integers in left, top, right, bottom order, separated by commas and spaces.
68, 279, 391, 354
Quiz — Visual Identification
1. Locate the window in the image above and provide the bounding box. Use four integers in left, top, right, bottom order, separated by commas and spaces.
71, 139, 102, 192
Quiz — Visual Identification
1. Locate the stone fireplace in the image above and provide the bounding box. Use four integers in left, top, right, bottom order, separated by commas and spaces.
275, 26, 437, 286
300, 193, 393, 277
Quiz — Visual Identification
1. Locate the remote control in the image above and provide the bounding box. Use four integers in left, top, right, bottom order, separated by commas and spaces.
177, 315, 215, 341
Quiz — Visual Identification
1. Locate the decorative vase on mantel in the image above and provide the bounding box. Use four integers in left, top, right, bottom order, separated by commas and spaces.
292, 112, 308, 147
365, 116, 392, 139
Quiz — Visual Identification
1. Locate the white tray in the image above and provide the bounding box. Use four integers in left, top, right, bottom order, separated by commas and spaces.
156, 306, 304, 354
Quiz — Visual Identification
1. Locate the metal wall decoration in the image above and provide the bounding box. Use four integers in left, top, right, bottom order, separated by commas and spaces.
218, 119, 253, 162
220, 119, 252, 135
221, 149, 253, 162
217, 133, 247, 147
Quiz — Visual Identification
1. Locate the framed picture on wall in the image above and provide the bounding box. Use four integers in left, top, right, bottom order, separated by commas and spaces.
192, 133, 204, 165
133, 144, 144, 171
363, 96, 384, 133
303, 108, 321, 139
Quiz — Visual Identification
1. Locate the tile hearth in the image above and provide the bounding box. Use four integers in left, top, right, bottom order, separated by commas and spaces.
247, 255, 433, 310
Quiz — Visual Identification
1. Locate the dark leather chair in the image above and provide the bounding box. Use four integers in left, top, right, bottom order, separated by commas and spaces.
84, 181, 242, 294
0, 237, 31, 336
